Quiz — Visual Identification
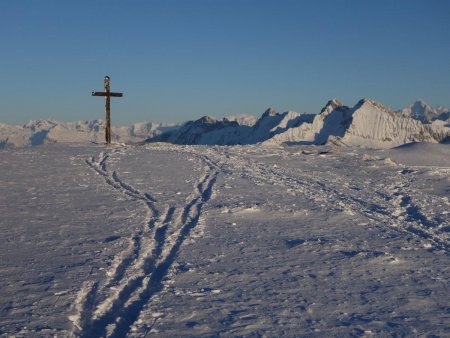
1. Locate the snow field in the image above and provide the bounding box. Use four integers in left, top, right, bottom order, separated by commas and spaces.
0, 142, 448, 337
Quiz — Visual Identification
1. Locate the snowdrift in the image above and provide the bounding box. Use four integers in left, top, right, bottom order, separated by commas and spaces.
382, 142, 450, 167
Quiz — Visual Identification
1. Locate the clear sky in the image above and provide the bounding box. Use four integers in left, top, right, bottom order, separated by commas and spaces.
1, 0, 449, 125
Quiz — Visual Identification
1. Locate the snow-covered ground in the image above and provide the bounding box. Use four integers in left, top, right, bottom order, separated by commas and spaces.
0, 142, 449, 337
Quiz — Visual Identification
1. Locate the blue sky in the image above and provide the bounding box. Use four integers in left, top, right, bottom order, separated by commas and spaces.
1, 0, 449, 125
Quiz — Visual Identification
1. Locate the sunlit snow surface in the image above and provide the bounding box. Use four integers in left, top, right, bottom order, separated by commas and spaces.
0, 143, 449, 337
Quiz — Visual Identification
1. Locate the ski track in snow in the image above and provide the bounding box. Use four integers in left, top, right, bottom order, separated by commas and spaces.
195, 147, 449, 253
70, 146, 218, 337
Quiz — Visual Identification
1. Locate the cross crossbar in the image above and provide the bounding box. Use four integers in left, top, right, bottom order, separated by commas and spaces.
92, 91, 123, 97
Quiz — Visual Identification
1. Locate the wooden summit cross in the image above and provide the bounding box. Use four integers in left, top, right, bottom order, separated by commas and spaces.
92, 76, 123, 144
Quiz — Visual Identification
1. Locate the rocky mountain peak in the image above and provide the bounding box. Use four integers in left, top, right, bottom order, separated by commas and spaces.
319, 98, 345, 115
195, 116, 218, 125
261, 107, 279, 118
401, 99, 450, 124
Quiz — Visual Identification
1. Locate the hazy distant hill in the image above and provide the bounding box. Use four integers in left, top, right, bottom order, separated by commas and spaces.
0, 120, 180, 149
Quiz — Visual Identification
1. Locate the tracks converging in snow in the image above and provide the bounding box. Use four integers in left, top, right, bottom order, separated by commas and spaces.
70, 147, 218, 337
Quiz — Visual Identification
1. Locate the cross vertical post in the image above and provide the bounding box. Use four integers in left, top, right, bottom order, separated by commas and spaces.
92, 75, 123, 145
104, 76, 111, 144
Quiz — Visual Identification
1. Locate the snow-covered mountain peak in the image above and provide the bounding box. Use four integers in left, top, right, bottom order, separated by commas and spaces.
436, 105, 450, 113
407, 99, 435, 116
262, 98, 450, 148
412, 99, 432, 109
195, 116, 219, 125
354, 98, 395, 115
224, 114, 257, 126
261, 107, 279, 118
189, 116, 239, 129
23, 119, 58, 131
355, 98, 379, 108
400, 99, 450, 124
319, 98, 345, 115
339, 98, 450, 147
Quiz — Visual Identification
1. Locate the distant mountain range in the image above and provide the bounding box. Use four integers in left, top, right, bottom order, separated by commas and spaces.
1, 99, 449, 149
400, 100, 450, 124
149, 99, 450, 148
0, 120, 180, 149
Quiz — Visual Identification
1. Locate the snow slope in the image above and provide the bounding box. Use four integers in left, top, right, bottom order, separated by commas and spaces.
0, 120, 180, 149
382, 142, 450, 167
0, 142, 449, 337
